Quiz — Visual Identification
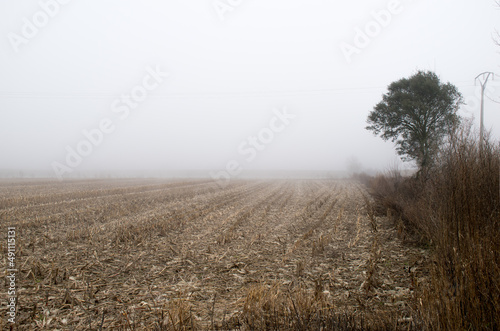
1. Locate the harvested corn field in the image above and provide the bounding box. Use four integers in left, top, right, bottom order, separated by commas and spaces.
0, 179, 426, 329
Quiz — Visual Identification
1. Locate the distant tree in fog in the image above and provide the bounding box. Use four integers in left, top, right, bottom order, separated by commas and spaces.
366, 71, 463, 173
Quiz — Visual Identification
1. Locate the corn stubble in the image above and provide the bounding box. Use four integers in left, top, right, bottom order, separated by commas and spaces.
1, 178, 422, 330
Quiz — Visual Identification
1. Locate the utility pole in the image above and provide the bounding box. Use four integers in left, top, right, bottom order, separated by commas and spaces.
475, 72, 495, 150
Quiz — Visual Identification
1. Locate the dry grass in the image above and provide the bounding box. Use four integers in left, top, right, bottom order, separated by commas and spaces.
365, 126, 500, 330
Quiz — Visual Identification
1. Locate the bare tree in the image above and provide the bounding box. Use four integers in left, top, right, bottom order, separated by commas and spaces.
496, 1, 500, 46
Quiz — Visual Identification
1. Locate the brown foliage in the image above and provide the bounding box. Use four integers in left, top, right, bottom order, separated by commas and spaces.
365, 126, 500, 330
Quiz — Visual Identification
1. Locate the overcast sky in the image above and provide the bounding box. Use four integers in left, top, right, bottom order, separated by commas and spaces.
1, 0, 499, 177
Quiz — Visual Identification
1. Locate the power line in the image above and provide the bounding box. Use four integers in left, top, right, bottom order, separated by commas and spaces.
0, 84, 479, 99
475, 71, 495, 150
0, 86, 385, 98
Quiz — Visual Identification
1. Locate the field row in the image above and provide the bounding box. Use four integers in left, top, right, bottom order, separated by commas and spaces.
0, 179, 423, 329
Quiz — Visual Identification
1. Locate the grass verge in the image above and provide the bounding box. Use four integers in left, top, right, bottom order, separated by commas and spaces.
361, 126, 500, 330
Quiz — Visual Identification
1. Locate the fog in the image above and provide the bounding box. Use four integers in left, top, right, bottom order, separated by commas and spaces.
1, 0, 499, 179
